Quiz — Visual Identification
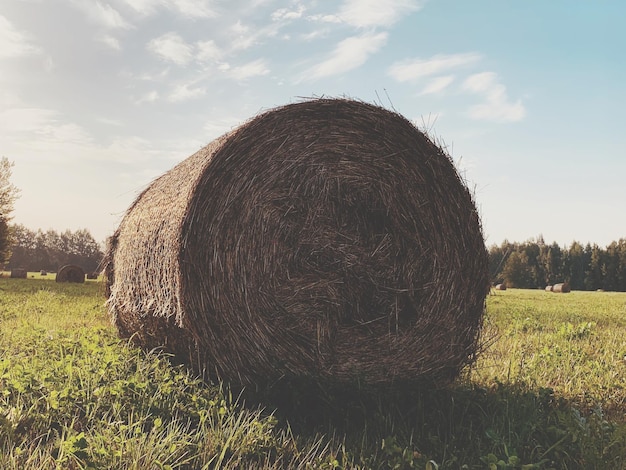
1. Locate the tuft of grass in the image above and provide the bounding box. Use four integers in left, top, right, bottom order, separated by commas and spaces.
1, 279, 625, 468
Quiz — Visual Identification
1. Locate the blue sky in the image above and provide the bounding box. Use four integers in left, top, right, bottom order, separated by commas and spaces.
1, 0, 624, 247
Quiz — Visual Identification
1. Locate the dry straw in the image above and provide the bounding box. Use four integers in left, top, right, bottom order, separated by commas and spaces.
104, 98, 490, 388
552, 282, 571, 293
56, 264, 85, 283
10, 268, 27, 279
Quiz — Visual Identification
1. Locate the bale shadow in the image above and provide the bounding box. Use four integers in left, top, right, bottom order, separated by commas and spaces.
241, 377, 625, 468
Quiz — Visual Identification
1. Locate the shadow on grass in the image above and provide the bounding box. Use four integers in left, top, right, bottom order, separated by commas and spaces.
243, 377, 626, 468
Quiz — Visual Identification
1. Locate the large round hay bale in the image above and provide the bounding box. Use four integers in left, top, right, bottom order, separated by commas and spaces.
495, 283, 506, 291
104, 98, 489, 388
552, 282, 571, 293
11, 268, 27, 279
56, 265, 85, 283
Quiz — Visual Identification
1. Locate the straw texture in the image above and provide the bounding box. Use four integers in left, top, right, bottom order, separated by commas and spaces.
104, 98, 489, 387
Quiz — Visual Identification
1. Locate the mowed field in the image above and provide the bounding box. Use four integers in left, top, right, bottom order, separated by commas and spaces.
1, 277, 625, 469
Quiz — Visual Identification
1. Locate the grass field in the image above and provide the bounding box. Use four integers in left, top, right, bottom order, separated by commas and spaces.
1, 278, 625, 469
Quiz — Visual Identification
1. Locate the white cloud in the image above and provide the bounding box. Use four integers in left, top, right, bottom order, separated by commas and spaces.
147, 32, 194, 65
0, 15, 41, 58
308, 14, 342, 24
119, 0, 158, 16
134, 90, 159, 104
228, 59, 270, 80
272, 5, 305, 21
337, 0, 423, 28
420, 75, 454, 95
69, 1, 131, 30
388, 53, 481, 82
302, 32, 387, 80
167, 0, 217, 19
168, 83, 206, 102
196, 40, 222, 62
99, 34, 122, 50
119, 0, 216, 18
0, 106, 94, 152
462, 72, 526, 122
0, 107, 56, 133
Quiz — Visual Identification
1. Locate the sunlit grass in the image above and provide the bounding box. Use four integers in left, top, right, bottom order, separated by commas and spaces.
1, 278, 625, 468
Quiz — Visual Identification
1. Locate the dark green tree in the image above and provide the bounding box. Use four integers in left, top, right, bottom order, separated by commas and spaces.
0, 157, 20, 266
566, 241, 586, 290
502, 251, 533, 288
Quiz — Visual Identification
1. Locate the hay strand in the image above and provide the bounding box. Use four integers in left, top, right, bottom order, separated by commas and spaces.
104, 98, 490, 388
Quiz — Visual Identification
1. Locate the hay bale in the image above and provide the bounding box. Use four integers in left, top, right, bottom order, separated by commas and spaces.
104, 98, 489, 388
10, 268, 27, 279
86, 272, 98, 280
56, 265, 85, 283
545, 285, 553, 292
495, 283, 506, 291
552, 282, 571, 293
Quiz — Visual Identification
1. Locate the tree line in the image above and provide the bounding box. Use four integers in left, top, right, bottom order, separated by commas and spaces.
489, 236, 626, 292
6, 224, 104, 274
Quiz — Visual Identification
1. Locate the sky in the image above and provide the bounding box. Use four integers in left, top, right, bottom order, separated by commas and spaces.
1, 0, 625, 248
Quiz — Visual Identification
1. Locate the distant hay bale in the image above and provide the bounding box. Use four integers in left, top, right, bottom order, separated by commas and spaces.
552, 282, 571, 293
545, 285, 553, 292
10, 268, 27, 279
104, 98, 490, 388
495, 283, 506, 291
86, 272, 98, 280
56, 265, 85, 283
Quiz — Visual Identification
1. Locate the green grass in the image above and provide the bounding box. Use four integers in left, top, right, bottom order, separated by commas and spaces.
1, 279, 625, 469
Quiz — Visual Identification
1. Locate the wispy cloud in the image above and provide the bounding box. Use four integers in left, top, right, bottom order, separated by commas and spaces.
463, 72, 526, 122
133, 90, 159, 104
98, 34, 122, 50
168, 83, 206, 102
388, 53, 481, 82
419, 75, 455, 95
337, 0, 423, 28
301, 32, 387, 80
119, 0, 217, 19
0, 107, 57, 133
147, 32, 194, 65
227, 59, 270, 81
69, 1, 131, 30
196, 40, 222, 62
0, 15, 41, 58
272, 4, 305, 21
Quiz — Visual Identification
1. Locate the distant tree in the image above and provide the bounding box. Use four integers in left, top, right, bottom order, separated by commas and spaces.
502, 251, 533, 288
0, 157, 20, 266
566, 241, 586, 290
7, 225, 103, 272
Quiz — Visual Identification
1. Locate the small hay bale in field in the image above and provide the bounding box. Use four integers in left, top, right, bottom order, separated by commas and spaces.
495, 283, 506, 291
56, 265, 85, 283
545, 285, 553, 292
11, 268, 27, 279
104, 98, 490, 388
552, 282, 571, 293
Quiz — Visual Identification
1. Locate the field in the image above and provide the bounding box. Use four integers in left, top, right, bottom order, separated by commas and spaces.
1, 278, 626, 469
